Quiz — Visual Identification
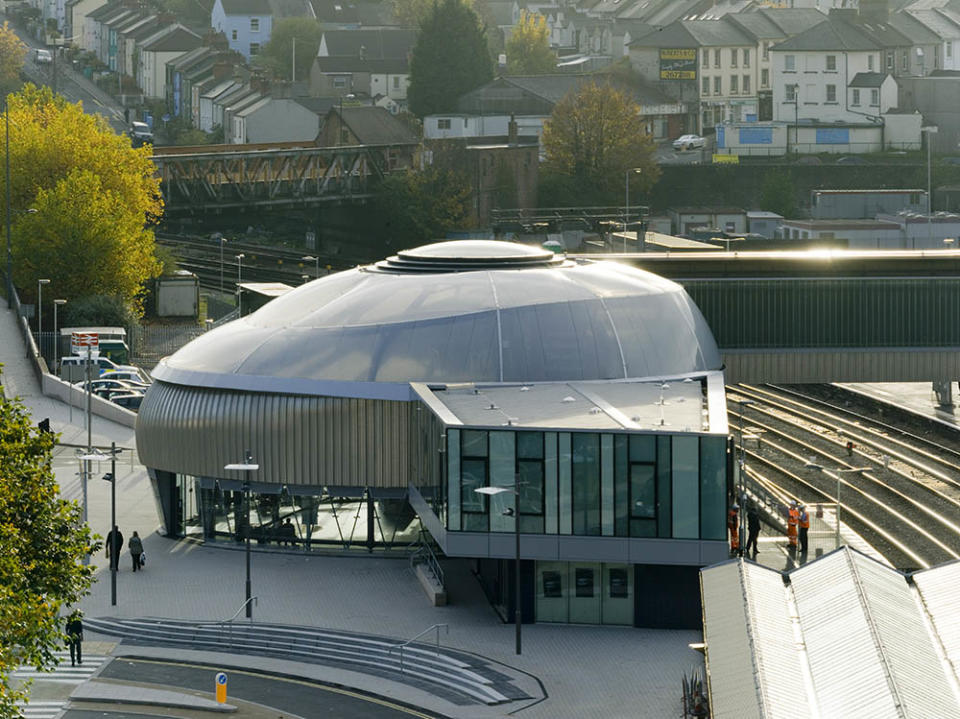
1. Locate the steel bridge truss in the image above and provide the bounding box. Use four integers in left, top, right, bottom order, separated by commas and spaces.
153, 144, 405, 212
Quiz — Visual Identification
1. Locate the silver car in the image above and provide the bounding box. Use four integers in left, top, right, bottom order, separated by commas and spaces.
672, 134, 705, 151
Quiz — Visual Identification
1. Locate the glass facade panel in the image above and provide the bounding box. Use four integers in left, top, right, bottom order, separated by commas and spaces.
657, 436, 672, 538
601, 434, 614, 535
614, 435, 628, 537
572, 434, 601, 536
558, 433, 572, 534
536, 561, 633, 625
672, 436, 700, 538
569, 564, 602, 623
489, 431, 516, 533
545, 432, 558, 534
700, 436, 727, 540
461, 458, 487, 531
602, 564, 634, 625
536, 560, 568, 622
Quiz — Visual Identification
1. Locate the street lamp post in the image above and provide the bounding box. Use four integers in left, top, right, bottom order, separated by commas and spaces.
225, 450, 259, 619
5, 95, 10, 307
99, 442, 122, 606
236, 253, 245, 316
217, 235, 227, 295
805, 462, 868, 548
53, 298, 66, 373
624, 168, 643, 253
302, 255, 319, 278
733, 398, 756, 555
792, 84, 799, 155
922, 125, 938, 248
474, 484, 522, 655
36, 278, 50, 359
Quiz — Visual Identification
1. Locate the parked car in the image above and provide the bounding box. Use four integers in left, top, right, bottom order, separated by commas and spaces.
673, 134, 705, 151
101, 368, 151, 384
61, 356, 139, 376
32, 48, 52, 64
110, 393, 144, 411
77, 378, 150, 394
128, 121, 154, 148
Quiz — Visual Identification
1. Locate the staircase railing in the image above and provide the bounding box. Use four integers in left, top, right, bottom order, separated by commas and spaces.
410, 536, 445, 589
387, 623, 449, 675
216, 596, 258, 645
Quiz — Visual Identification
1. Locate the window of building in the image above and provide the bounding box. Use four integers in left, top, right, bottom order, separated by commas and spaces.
702, 75, 709, 95
743, 48, 749, 67
628, 435, 656, 536
886, 51, 893, 70
763, 41, 769, 60
826, 84, 836, 103
784, 54, 795, 71
730, 49, 737, 67
902, 52, 908, 71
741, 74, 749, 94
868, 54, 875, 71
572, 434, 601, 536
702, 49, 709, 68
437, 118, 451, 129
948, 42, 953, 58
714, 48, 721, 67
249, 42, 260, 55
761, 68, 769, 88
786, 84, 796, 102
826, 54, 836, 71
852, 88, 860, 105
460, 430, 488, 531
250, 17, 259, 32
231, 29, 237, 41
517, 432, 545, 533
714, 76, 721, 94
730, 75, 738, 93
333, 76, 347, 88
871, 88, 879, 105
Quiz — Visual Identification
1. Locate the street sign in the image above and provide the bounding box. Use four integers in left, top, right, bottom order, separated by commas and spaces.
215, 671, 227, 703
71, 332, 99, 356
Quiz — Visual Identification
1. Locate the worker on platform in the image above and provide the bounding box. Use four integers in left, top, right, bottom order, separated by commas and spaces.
798, 504, 810, 554
745, 503, 761, 556
728, 503, 740, 554
787, 500, 799, 550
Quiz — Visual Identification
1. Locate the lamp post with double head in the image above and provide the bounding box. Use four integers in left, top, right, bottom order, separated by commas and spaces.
216, 234, 227, 295
235, 253, 245, 316
36, 278, 50, 358
225, 450, 259, 619
53, 298, 66, 373
624, 168, 643, 252
97, 442, 122, 606
475, 484, 522, 655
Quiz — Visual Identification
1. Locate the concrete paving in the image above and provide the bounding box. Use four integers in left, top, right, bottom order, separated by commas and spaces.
0, 302, 704, 719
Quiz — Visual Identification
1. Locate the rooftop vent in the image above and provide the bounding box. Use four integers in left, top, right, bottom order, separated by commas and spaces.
370, 240, 567, 274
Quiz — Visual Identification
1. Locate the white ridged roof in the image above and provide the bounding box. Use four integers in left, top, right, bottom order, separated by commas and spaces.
702, 549, 960, 719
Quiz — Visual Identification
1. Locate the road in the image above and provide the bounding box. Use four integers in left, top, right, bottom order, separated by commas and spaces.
655, 136, 714, 165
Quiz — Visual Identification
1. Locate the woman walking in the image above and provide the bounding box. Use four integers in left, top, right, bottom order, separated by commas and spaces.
128, 531, 144, 572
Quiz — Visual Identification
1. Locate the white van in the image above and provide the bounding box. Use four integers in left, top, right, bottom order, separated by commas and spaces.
32, 48, 52, 64
60, 356, 138, 381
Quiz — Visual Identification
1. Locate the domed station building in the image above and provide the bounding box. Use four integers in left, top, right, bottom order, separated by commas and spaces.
136, 241, 731, 628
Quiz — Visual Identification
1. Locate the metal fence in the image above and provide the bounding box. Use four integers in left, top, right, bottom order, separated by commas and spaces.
128, 323, 208, 368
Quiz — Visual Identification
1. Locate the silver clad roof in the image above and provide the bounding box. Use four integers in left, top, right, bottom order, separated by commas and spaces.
701, 549, 960, 719
154, 243, 721, 393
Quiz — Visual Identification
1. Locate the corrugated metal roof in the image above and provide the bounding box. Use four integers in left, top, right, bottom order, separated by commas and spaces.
702, 550, 960, 719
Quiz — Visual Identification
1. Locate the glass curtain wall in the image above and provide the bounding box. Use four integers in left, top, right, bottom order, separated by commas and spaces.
535, 561, 635, 625
443, 430, 726, 541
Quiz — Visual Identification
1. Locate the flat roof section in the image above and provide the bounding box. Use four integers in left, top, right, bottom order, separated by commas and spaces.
415, 373, 723, 434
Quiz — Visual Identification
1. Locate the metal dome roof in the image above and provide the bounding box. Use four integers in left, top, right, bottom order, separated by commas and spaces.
152, 241, 721, 394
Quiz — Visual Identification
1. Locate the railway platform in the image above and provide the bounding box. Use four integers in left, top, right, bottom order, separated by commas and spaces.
840, 381, 960, 431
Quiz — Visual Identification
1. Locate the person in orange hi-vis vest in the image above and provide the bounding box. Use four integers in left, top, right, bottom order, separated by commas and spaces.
798, 504, 810, 554
787, 500, 799, 549
728, 503, 740, 553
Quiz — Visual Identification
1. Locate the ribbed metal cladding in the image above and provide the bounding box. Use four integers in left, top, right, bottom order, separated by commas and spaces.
136, 381, 411, 488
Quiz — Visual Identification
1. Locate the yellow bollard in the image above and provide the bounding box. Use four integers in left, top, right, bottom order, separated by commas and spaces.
215, 672, 227, 703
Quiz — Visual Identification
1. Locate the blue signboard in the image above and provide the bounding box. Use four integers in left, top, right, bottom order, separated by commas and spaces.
739, 127, 772, 144
816, 128, 850, 144
716, 126, 725, 148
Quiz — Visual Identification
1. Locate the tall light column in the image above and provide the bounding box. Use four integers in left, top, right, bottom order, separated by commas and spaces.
225, 451, 259, 619
5, 95, 10, 307
623, 168, 642, 253
53, 298, 66, 373
236, 253, 245, 316
922, 125, 938, 248
302, 255, 319, 278
475, 483, 522, 655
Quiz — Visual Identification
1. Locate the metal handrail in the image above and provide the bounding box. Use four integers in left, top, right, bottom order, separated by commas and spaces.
410, 539, 445, 588
216, 596, 258, 645
387, 623, 449, 675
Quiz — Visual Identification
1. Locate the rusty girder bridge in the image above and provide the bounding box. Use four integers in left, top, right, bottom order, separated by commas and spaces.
151, 141, 408, 213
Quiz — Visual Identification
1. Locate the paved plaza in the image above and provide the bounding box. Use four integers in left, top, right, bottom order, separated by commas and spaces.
1, 304, 705, 719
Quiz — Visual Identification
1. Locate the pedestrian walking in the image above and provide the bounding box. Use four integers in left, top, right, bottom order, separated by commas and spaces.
128, 530, 143, 572
798, 504, 810, 554
65, 611, 83, 666
106, 525, 124, 571
745, 504, 761, 555
787, 500, 799, 550
727, 503, 740, 554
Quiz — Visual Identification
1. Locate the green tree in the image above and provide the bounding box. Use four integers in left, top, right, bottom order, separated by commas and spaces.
541, 81, 660, 201
1, 85, 162, 311
759, 169, 797, 218
256, 17, 322, 81
408, 0, 493, 117
394, 0, 473, 28
0, 378, 99, 714
0, 21, 26, 95
371, 166, 470, 244
505, 11, 555, 75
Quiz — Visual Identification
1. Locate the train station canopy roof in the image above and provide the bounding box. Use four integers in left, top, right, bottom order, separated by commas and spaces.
701, 548, 960, 719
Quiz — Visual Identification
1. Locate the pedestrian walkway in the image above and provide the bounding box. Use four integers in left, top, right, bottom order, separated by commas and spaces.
12, 653, 108, 684
13, 700, 65, 719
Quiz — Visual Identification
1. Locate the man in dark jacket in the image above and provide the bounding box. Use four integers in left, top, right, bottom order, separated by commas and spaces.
66, 612, 83, 666
745, 504, 761, 556
106, 525, 124, 570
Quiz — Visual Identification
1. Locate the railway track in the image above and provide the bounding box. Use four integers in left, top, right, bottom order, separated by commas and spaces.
727, 383, 960, 570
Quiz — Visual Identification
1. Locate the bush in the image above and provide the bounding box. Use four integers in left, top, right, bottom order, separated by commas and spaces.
62, 295, 139, 327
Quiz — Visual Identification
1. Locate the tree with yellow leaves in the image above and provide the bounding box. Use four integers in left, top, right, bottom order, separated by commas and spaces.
541, 80, 660, 203
2, 85, 162, 312
0, 22, 25, 95
506, 10, 556, 75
